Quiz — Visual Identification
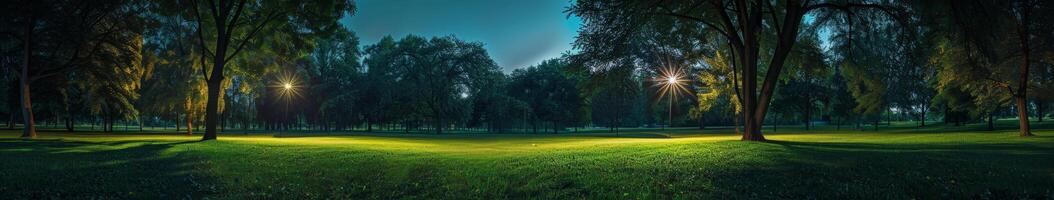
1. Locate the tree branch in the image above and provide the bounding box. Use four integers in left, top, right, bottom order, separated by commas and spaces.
654, 4, 731, 39
764, 0, 782, 36
805, 2, 898, 22
225, 0, 248, 38
225, 10, 282, 62
191, 0, 214, 82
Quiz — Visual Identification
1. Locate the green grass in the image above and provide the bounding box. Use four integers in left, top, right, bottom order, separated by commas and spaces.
1, 121, 1053, 199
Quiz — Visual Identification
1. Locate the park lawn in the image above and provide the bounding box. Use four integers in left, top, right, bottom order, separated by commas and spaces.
1, 124, 1053, 199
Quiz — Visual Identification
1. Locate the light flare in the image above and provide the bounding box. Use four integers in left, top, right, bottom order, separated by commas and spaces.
273, 73, 303, 102
654, 66, 691, 99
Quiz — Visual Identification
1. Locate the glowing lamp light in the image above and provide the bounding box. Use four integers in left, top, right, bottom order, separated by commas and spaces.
274, 73, 302, 102
654, 65, 689, 131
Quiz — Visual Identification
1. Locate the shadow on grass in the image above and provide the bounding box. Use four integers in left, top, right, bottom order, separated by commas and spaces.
771, 120, 1054, 134
705, 140, 1054, 199
0, 139, 215, 199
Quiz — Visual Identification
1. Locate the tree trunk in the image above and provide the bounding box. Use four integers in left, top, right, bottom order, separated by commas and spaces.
873, 119, 878, 131
65, 116, 73, 132
734, 113, 741, 135
1014, 97, 1032, 136
744, 4, 807, 141
987, 113, 995, 131
804, 104, 811, 131
886, 110, 891, 126
366, 118, 372, 132
203, 76, 222, 140
7, 111, 14, 129
186, 113, 193, 135
698, 114, 705, 129
1013, 5, 1034, 137
201, 9, 232, 141
18, 16, 36, 138
920, 111, 926, 127
220, 110, 226, 132
435, 118, 443, 134
1037, 102, 1044, 122
836, 117, 841, 130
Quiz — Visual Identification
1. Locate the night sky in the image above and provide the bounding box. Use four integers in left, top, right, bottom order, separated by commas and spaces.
342, 0, 582, 72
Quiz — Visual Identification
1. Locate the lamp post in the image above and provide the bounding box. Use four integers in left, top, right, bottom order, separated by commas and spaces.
658, 72, 684, 131
278, 81, 297, 130
665, 76, 678, 130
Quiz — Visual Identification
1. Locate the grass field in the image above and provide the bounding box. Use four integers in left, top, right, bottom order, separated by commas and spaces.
1, 120, 1053, 199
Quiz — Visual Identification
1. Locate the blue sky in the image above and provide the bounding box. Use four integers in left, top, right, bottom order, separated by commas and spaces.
341, 0, 582, 72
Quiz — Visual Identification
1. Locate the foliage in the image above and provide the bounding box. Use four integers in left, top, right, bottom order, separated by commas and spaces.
508, 59, 585, 133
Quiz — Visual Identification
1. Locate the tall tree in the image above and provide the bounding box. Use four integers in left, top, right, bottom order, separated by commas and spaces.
359, 36, 398, 132
923, 0, 1052, 136
570, 0, 904, 141
306, 29, 362, 131
3, 0, 147, 138
508, 59, 583, 133
172, 0, 354, 140
364, 35, 500, 134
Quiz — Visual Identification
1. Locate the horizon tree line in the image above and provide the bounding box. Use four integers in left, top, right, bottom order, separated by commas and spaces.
2, 0, 1053, 140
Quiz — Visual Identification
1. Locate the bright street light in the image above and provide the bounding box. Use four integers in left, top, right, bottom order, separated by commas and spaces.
656, 66, 688, 131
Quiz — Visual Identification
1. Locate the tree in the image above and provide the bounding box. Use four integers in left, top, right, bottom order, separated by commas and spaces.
775, 37, 830, 130
3, 0, 148, 138
829, 10, 906, 130
828, 67, 858, 130
581, 64, 643, 133
508, 59, 583, 133
306, 29, 362, 131
921, 0, 1054, 136
139, 13, 210, 134
570, 0, 904, 141
696, 52, 743, 133
370, 35, 501, 134
359, 36, 398, 132
169, 0, 354, 140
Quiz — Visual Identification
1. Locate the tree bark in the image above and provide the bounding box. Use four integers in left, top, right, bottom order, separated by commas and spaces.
734, 112, 741, 135
920, 111, 926, 127
1014, 97, 1032, 136
772, 116, 777, 132
1012, 2, 1034, 137
18, 16, 36, 138
744, 2, 806, 141
186, 113, 193, 135
804, 101, 811, 131
7, 111, 14, 129
65, 116, 73, 132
